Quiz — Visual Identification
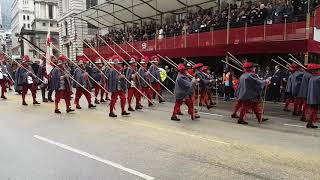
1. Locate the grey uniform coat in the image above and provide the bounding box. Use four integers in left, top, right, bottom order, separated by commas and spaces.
297, 72, 312, 99
307, 75, 320, 105
237, 72, 265, 101
138, 67, 150, 88
108, 69, 127, 93
73, 68, 90, 88
174, 73, 193, 100
148, 64, 160, 83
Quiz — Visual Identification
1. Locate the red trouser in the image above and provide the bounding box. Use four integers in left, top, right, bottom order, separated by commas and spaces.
140, 87, 152, 104
239, 100, 262, 122
294, 97, 303, 114
309, 105, 318, 123
127, 87, 141, 108
22, 84, 37, 103
232, 100, 242, 115
55, 90, 71, 109
206, 90, 213, 104
172, 96, 194, 117
284, 98, 294, 109
0, 79, 7, 96
200, 90, 209, 106
110, 90, 126, 113
74, 87, 91, 105
151, 82, 163, 101
302, 99, 309, 119
94, 84, 105, 100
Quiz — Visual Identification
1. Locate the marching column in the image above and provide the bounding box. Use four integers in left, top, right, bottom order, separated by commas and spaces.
73, 59, 96, 109
126, 56, 142, 111
237, 62, 269, 125
171, 64, 200, 121
108, 56, 130, 117
306, 64, 320, 129
15, 55, 40, 106
51, 55, 75, 114
138, 56, 153, 106
149, 56, 165, 103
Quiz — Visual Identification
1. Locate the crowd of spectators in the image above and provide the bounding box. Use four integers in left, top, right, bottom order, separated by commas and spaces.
84, 0, 309, 47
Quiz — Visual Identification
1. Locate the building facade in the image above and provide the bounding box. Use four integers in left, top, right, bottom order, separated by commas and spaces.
11, 0, 35, 56
31, 0, 59, 56
58, 0, 87, 61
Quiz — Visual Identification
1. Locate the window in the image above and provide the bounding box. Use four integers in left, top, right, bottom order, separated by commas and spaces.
64, 21, 68, 36
27, 24, 30, 28
23, 15, 25, 20
50, 23, 53, 27
27, 16, 29, 20
23, 24, 26, 28
42, 23, 46, 27
86, 0, 98, 9
48, 5, 53, 19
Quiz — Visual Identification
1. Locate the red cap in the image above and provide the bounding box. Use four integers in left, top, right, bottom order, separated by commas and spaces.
242, 62, 258, 69
150, 55, 160, 62
95, 57, 103, 64
177, 63, 187, 71
22, 55, 31, 62
140, 56, 149, 64
202, 66, 209, 71
58, 55, 68, 62
290, 63, 298, 70
193, 63, 204, 69
113, 55, 123, 64
129, 55, 138, 64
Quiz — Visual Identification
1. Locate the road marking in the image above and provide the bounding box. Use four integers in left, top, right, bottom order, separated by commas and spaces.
198, 112, 224, 117
117, 120, 230, 145
284, 124, 305, 128
33, 135, 154, 180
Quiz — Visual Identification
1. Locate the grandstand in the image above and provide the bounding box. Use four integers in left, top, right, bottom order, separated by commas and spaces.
74, 0, 320, 67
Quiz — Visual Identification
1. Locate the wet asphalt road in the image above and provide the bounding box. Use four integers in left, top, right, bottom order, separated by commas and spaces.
0, 91, 319, 180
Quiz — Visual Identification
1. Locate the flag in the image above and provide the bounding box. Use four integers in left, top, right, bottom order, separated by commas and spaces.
46, 25, 54, 74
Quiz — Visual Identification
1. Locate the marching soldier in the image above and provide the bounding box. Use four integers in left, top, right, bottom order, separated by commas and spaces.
108, 56, 130, 117
284, 64, 304, 115
51, 55, 75, 114
92, 58, 107, 104
149, 56, 165, 103
73, 59, 96, 109
201, 65, 216, 107
126, 56, 142, 111
297, 64, 314, 122
306, 64, 320, 128
236, 62, 269, 125
15, 55, 40, 106
138, 56, 153, 107
171, 64, 200, 121
36, 57, 49, 102
194, 63, 214, 109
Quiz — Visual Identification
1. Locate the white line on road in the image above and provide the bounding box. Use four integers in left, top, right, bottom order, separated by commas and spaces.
33, 135, 155, 180
283, 124, 305, 128
198, 112, 224, 117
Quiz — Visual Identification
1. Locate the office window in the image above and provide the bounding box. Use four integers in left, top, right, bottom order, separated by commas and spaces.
50, 23, 53, 27
48, 5, 53, 19
23, 15, 25, 20
27, 16, 29, 20
43, 23, 46, 27
64, 21, 68, 36
27, 24, 30, 28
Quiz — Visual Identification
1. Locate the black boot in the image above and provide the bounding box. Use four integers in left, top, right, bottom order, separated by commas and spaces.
238, 119, 248, 125
307, 123, 318, 129
121, 111, 130, 116
33, 101, 41, 105
66, 108, 75, 113
55, 109, 61, 114
171, 116, 180, 121
76, 105, 82, 109
88, 104, 96, 109
94, 99, 100, 104
109, 112, 117, 117
128, 107, 135, 111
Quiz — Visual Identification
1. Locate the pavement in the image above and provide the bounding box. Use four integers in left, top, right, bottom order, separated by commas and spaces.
0, 90, 320, 180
